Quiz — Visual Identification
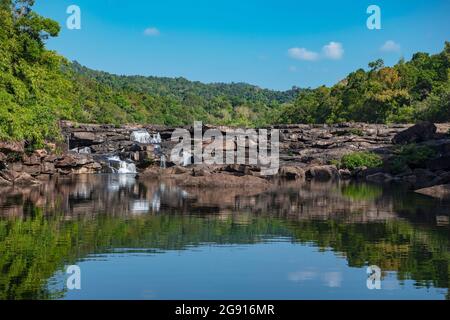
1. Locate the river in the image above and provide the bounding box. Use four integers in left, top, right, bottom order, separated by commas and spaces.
0, 174, 448, 300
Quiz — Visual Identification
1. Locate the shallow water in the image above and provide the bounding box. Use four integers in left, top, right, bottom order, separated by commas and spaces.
0, 174, 448, 300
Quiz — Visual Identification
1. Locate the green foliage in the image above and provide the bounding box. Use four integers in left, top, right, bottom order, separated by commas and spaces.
0, 1, 449, 148
340, 152, 383, 171
391, 144, 436, 172
0, 0, 68, 148
271, 42, 450, 125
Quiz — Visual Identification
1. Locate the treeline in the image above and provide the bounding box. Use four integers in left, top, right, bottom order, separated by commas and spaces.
0, 1, 449, 148
66, 61, 300, 127
271, 46, 450, 124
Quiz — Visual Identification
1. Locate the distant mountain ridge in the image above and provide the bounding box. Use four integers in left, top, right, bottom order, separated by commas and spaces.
69, 61, 300, 106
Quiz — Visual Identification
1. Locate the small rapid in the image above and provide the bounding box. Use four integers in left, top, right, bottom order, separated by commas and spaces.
107, 156, 137, 174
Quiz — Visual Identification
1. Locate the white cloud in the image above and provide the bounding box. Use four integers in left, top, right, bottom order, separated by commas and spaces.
144, 27, 160, 36
381, 40, 401, 52
322, 42, 344, 60
288, 47, 319, 61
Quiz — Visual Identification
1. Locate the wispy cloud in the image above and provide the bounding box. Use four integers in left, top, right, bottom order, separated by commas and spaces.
322, 42, 344, 60
144, 27, 160, 37
288, 47, 319, 61
288, 65, 298, 72
288, 42, 344, 62
380, 40, 401, 53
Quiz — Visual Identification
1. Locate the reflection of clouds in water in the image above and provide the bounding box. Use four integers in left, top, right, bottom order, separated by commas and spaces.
288, 270, 342, 288
322, 272, 342, 288
288, 270, 316, 282
130, 200, 150, 214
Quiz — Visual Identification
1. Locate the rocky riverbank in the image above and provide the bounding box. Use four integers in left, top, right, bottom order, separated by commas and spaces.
1, 121, 450, 199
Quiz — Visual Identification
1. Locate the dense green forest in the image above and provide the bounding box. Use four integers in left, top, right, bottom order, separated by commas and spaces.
0, 1, 449, 147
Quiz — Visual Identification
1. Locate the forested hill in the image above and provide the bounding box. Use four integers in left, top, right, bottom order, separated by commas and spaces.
67, 61, 301, 127
70, 62, 299, 105
0, 1, 449, 148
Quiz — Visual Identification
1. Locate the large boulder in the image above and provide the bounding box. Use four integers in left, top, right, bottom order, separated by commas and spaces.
366, 172, 393, 183
71, 131, 104, 147
392, 121, 437, 145
306, 165, 339, 181
0, 141, 24, 153
278, 166, 305, 180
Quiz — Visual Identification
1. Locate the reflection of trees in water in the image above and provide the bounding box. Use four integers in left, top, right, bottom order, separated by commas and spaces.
0, 176, 448, 299
0, 210, 448, 300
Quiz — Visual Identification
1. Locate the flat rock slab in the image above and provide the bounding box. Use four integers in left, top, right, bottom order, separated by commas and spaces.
415, 184, 450, 200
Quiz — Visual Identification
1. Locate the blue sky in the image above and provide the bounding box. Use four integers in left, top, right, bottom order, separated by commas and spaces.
35, 0, 450, 90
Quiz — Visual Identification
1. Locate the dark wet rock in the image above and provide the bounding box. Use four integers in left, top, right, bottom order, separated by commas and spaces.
71, 131, 104, 146
412, 168, 437, 189
392, 121, 437, 145
426, 156, 450, 171
366, 172, 393, 183
338, 169, 352, 180
278, 166, 305, 180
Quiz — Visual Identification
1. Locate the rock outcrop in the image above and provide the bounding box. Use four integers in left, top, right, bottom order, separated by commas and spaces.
392, 121, 437, 145
1, 121, 450, 189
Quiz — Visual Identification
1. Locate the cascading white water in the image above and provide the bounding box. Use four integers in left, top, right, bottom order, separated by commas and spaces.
182, 150, 192, 166
160, 155, 167, 168
107, 156, 137, 174
130, 130, 151, 144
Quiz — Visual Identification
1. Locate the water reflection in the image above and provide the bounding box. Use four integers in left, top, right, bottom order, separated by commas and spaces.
0, 175, 448, 299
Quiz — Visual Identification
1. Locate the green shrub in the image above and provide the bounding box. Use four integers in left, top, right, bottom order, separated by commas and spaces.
340, 152, 383, 171
329, 159, 341, 168
393, 144, 436, 168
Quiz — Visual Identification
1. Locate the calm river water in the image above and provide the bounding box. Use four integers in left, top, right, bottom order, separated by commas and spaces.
0, 174, 448, 300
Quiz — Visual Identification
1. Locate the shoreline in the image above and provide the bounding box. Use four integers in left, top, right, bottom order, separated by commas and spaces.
1, 121, 450, 199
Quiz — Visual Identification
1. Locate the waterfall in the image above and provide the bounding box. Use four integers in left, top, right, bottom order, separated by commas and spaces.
107, 156, 137, 174
182, 150, 192, 166
130, 130, 151, 144
160, 155, 167, 168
